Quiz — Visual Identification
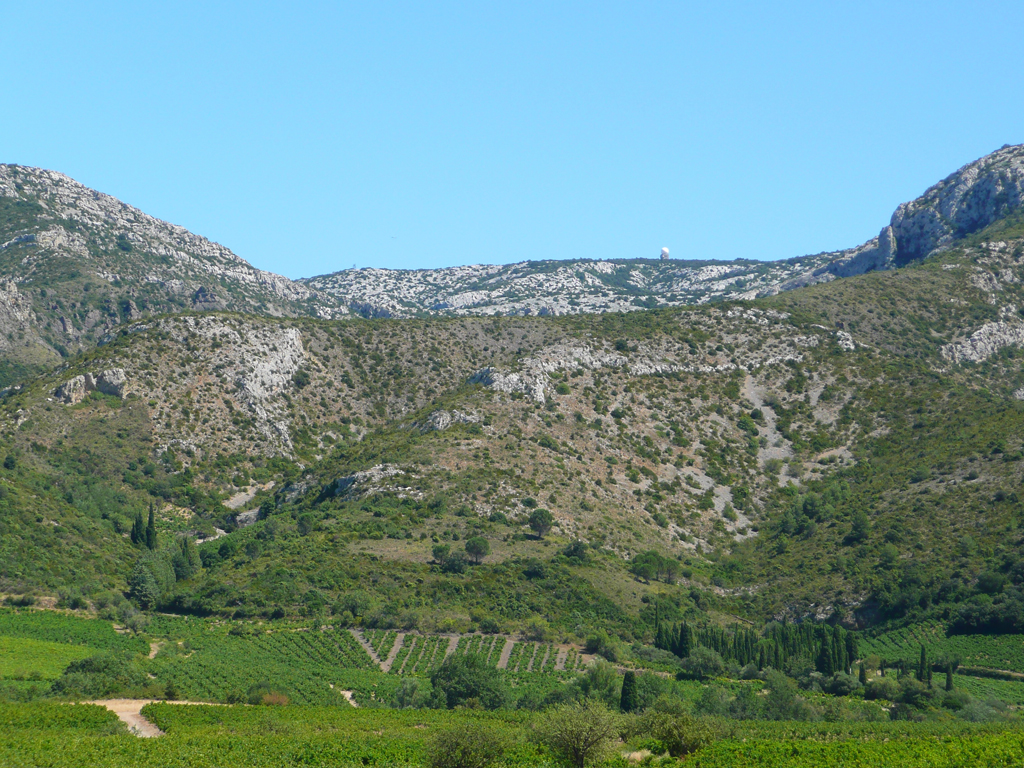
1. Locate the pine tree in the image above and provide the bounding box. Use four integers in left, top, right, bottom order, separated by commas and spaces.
945, 666, 954, 692
145, 504, 157, 550
620, 671, 639, 713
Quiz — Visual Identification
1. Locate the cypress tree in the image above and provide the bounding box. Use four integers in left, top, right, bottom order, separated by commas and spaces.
859, 663, 868, 686
945, 666, 954, 692
917, 645, 928, 682
816, 639, 835, 676
677, 623, 693, 659
130, 511, 144, 546
831, 627, 845, 673
146, 504, 157, 550
620, 671, 639, 713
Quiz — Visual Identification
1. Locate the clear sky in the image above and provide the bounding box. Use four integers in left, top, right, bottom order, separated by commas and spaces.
4, 2, 1023, 278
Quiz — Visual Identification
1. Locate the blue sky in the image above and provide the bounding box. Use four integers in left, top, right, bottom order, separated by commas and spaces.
4, 2, 1022, 278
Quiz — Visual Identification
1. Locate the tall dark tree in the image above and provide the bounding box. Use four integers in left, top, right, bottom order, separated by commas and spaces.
917, 645, 928, 683
145, 504, 157, 550
675, 623, 693, 660
619, 671, 639, 713
859, 663, 868, 686
945, 666, 954, 692
816, 639, 835, 676
130, 511, 144, 546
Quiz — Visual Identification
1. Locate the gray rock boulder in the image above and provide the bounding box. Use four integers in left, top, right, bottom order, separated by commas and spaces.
54, 367, 128, 403
54, 375, 88, 404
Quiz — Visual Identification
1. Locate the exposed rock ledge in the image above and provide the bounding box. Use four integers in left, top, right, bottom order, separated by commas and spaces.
333, 464, 405, 496
422, 410, 479, 431
941, 321, 1024, 364
54, 368, 128, 404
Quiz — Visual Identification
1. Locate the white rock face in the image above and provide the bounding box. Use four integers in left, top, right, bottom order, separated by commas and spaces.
54, 375, 88, 405
171, 316, 305, 449
941, 321, 1024, 363
54, 368, 129, 404
334, 464, 405, 496
423, 410, 479, 431
469, 317, 819, 402
890, 144, 1024, 262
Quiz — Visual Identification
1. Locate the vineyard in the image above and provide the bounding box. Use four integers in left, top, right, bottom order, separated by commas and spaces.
0, 636, 95, 681
0, 609, 147, 655
131, 618, 596, 706
146, 625, 383, 705
861, 621, 1024, 673
2, 700, 1023, 767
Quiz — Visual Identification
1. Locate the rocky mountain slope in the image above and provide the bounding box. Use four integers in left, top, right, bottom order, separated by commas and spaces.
4, 208, 1024, 631
3, 144, 1021, 387
3, 145, 1024, 635
303, 144, 1024, 318
0, 165, 333, 379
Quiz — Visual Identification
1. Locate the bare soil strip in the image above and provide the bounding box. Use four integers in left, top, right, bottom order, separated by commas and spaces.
443, 635, 459, 660
496, 638, 515, 669
381, 632, 406, 673
349, 629, 383, 667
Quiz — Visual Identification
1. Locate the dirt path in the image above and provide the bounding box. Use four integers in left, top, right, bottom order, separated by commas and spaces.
148, 641, 163, 659
496, 638, 515, 670
381, 632, 406, 672
84, 699, 165, 737
84, 699, 225, 738
339, 690, 358, 707
554, 645, 569, 671
349, 629, 383, 667
443, 634, 460, 660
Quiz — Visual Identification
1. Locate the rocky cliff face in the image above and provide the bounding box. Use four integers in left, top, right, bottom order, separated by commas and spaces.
890, 144, 1024, 264
0, 165, 340, 368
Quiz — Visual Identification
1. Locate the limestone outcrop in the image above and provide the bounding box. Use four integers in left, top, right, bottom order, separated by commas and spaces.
54, 368, 129, 404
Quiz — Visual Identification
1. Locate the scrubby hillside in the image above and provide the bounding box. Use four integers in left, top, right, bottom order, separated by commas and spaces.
3, 209, 1024, 639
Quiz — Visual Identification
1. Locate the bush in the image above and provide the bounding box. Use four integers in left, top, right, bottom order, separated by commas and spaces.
537, 700, 620, 768
425, 723, 506, 768
50, 653, 147, 698
864, 676, 899, 701
676, 647, 725, 680
632, 711, 726, 757
430, 653, 509, 710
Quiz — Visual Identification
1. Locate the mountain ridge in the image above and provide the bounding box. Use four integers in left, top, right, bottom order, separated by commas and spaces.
1, 143, 1020, 384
